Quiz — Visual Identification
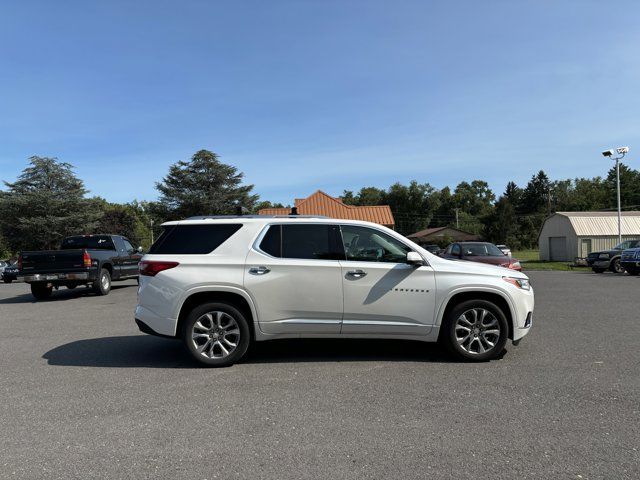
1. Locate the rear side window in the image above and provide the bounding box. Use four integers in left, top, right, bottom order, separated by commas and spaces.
61, 235, 115, 250
149, 224, 242, 254
258, 224, 344, 260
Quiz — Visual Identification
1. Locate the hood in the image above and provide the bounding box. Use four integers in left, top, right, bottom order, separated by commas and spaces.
421, 248, 528, 280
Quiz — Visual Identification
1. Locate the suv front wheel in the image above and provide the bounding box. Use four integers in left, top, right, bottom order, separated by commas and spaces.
182, 302, 250, 367
442, 299, 509, 361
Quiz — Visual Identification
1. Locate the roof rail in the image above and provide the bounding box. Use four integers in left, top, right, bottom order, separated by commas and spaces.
185, 215, 328, 220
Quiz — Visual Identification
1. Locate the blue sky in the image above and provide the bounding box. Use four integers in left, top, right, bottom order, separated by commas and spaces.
1, 0, 639, 204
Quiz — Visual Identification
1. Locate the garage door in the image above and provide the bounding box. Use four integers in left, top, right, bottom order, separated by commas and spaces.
549, 237, 567, 261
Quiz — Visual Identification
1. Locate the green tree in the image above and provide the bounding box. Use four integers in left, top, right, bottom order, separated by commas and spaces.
452, 180, 495, 217
341, 186, 387, 206
0, 156, 98, 251
606, 163, 640, 209
483, 197, 519, 247
253, 200, 286, 213
156, 149, 258, 219
520, 170, 552, 214
92, 201, 151, 249
385, 181, 437, 235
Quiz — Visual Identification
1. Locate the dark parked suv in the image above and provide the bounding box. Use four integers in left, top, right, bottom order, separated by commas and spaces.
586, 240, 640, 273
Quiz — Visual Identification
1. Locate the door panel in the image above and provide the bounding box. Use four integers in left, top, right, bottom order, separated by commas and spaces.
244, 249, 343, 334
121, 238, 140, 277
338, 224, 436, 335
340, 261, 436, 335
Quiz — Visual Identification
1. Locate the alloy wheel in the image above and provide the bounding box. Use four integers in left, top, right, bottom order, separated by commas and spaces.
191, 311, 240, 359
101, 273, 110, 290
454, 308, 501, 355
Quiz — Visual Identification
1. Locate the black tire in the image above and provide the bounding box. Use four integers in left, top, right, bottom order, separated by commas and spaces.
92, 268, 111, 296
31, 283, 53, 300
441, 299, 509, 361
625, 267, 640, 276
182, 302, 251, 367
610, 257, 623, 274
3, 279, 11, 284
67, 284, 77, 290
592, 268, 605, 273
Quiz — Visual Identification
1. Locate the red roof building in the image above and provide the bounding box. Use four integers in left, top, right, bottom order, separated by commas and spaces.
258, 190, 395, 228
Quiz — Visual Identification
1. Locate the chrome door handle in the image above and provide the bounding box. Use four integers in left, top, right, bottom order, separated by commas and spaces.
346, 269, 367, 278
249, 266, 270, 275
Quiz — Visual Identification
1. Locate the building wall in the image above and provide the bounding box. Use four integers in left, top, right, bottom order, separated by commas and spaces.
578, 235, 638, 255
540, 213, 640, 261
539, 215, 577, 261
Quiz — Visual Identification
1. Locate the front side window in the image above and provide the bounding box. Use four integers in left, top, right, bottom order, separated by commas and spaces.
341, 225, 412, 263
149, 224, 242, 254
451, 244, 461, 256
122, 239, 134, 253
258, 224, 343, 260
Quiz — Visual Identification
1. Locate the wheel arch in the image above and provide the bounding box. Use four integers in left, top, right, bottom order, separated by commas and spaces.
175, 287, 257, 340
100, 262, 113, 276
438, 289, 515, 340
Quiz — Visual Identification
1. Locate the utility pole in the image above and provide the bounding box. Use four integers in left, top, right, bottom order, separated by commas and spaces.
602, 146, 629, 245
150, 219, 154, 245
454, 208, 460, 229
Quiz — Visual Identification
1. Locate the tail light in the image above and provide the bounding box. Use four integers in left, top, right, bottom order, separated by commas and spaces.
18, 254, 22, 271
83, 249, 92, 268
139, 260, 179, 277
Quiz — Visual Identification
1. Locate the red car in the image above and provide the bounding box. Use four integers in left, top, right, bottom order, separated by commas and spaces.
440, 242, 522, 271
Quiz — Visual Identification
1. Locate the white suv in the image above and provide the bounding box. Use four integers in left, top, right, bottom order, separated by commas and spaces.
135, 216, 534, 366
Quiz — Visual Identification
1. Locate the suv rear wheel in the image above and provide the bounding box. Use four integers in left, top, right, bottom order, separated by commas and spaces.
182, 302, 250, 367
442, 299, 508, 361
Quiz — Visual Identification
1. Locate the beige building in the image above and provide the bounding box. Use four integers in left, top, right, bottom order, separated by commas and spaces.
539, 211, 640, 261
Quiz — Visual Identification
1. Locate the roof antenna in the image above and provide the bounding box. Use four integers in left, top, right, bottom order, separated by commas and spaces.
290, 206, 299, 216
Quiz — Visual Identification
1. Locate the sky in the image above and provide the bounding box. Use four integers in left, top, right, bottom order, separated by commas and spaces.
1, 0, 640, 205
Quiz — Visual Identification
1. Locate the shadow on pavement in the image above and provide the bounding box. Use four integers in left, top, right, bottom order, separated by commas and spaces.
43, 336, 464, 368
0, 284, 136, 304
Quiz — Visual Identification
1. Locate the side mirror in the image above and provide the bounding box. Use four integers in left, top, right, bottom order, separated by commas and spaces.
407, 251, 425, 266
137, 246, 143, 254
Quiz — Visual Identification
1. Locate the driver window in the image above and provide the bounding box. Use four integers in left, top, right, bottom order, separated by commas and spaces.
340, 225, 411, 263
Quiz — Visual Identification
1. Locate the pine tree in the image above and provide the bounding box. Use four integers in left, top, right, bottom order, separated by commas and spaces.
0, 156, 98, 251
156, 150, 258, 219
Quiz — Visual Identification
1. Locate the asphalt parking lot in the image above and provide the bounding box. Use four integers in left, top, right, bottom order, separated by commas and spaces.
1, 271, 638, 480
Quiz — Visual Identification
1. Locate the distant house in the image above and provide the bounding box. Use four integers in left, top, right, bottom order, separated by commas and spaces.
258, 190, 395, 228
539, 211, 640, 261
407, 226, 481, 246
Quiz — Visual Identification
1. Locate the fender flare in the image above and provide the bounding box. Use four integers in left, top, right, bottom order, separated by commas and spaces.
176, 285, 260, 334
435, 286, 517, 328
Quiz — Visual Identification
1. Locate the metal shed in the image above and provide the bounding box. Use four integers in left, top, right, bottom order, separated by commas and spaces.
538, 211, 640, 261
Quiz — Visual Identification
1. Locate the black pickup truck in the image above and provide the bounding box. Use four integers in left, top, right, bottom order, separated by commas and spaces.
18, 234, 143, 299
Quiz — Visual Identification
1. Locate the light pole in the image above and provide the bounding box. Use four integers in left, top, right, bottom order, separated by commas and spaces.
602, 146, 629, 244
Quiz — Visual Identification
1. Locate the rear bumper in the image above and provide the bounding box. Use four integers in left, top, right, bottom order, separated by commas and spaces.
135, 319, 175, 339
18, 271, 93, 283
134, 304, 178, 337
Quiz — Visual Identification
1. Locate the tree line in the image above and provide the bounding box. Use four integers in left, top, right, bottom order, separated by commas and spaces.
1, 149, 638, 258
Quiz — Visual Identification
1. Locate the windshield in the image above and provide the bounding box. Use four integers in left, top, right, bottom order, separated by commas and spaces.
614, 240, 640, 250
462, 243, 505, 257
